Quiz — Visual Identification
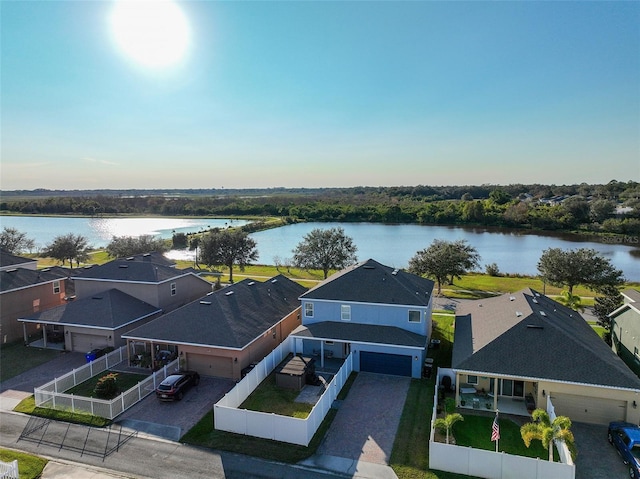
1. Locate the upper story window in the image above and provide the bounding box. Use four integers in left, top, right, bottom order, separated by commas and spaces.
408, 310, 421, 323
170, 282, 177, 296
341, 305, 351, 321
304, 302, 314, 318
53, 281, 61, 294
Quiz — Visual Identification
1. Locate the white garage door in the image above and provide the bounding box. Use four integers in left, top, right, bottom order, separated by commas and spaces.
187, 353, 233, 378
550, 392, 626, 425
71, 333, 108, 353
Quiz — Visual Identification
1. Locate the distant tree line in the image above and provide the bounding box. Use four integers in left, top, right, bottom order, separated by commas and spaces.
1, 181, 638, 235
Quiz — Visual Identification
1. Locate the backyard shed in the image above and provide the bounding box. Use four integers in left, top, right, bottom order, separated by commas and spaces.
276, 355, 315, 390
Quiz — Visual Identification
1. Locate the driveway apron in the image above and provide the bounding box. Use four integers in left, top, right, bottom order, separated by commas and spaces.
573, 422, 629, 479
318, 372, 410, 465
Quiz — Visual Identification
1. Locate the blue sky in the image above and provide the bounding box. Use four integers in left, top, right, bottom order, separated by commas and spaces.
2, 1, 639, 190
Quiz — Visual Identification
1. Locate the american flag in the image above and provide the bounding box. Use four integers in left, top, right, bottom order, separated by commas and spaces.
491, 413, 500, 442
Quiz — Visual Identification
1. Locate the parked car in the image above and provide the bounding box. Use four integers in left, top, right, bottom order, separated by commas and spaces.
155, 371, 200, 401
608, 421, 640, 478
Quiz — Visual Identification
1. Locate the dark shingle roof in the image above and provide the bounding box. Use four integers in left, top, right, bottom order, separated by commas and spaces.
18, 288, 161, 329
292, 321, 427, 348
300, 259, 434, 306
123, 275, 306, 349
0, 267, 70, 293
452, 288, 640, 390
0, 250, 37, 269
76, 258, 185, 283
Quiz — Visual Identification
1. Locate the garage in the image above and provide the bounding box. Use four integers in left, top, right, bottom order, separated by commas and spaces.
550, 392, 627, 425
187, 353, 233, 378
360, 351, 412, 377
71, 332, 108, 353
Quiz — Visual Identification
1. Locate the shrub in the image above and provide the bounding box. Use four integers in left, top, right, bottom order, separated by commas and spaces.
485, 263, 501, 276
94, 373, 119, 399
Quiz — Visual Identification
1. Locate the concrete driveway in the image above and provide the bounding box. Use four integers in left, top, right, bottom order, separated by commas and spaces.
573, 422, 630, 479
317, 372, 410, 465
116, 375, 235, 441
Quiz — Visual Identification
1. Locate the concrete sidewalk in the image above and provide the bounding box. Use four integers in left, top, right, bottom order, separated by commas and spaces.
41, 460, 145, 479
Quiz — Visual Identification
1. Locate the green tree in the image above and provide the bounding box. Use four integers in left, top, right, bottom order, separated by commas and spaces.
593, 285, 623, 345
408, 239, 480, 295
561, 196, 590, 224
199, 229, 258, 283
462, 201, 485, 222
106, 235, 169, 258
537, 247, 624, 295
433, 413, 464, 445
0, 227, 35, 253
520, 409, 576, 462
589, 199, 616, 223
489, 189, 511, 205
292, 227, 358, 279
42, 233, 91, 267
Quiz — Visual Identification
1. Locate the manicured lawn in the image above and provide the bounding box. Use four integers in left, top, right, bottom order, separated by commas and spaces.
65, 370, 149, 398
13, 395, 111, 427
0, 449, 47, 479
240, 373, 313, 418
453, 414, 553, 460
0, 342, 60, 382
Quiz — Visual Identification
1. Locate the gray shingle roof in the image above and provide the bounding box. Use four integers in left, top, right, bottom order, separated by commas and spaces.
123, 275, 306, 349
300, 259, 434, 306
76, 258, 185, 283
0, 250, 36, 269
623, 289, 640, 304
18, 288, 161, 329
291, 321, 427, 348
452, 288, 640, 390
0, 266, 70, 293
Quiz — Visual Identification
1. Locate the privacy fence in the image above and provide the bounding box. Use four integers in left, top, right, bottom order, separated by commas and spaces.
214, 335, 354, 446
34, 346, 180, 420
429, 368, 575, 479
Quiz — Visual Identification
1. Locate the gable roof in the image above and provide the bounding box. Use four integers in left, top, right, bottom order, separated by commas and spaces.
123, 275, 306, 350
0, 266, 71, 293
75, 257, 189, 283
18, 288, 161, 330
0, 250, 37, 270
292, 321, 427, 348
452, 289, 640, 391
300, 258, 434, 307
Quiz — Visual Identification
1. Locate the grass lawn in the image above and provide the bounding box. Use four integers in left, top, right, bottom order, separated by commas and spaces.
14, 395, 111, 427
65, 371, 149, 398
452, 415, 554, 460
0, 449, 47, 479
240, 373, 313, 418
0, 342, 60, 383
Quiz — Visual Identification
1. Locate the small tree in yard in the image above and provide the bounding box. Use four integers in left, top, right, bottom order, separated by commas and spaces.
593, 285, 623, 345
94, 373, 119, 399
520, 408, 576, 462
433, 413, 463, 445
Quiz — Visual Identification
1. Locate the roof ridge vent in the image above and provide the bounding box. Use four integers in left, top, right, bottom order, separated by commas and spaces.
6, 268, 17, 273
200, 300, 212, 305
41, 268, 51, 272
271, 278, 278, 283
206, 291, 214, 296
248, 281, 256, 285
225, 291, 234, 296
126, 257, 135, 261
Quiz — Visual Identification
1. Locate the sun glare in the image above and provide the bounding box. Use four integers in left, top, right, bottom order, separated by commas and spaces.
109, 0, 191, 69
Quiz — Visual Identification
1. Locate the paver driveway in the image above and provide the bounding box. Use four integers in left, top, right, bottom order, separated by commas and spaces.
318, 372, 410, 465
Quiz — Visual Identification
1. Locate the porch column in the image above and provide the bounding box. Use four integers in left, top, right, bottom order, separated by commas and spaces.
493, 377, 498, 411
455, 373, 460, 406
22, 323, 28, 344
320, 341, 324, 368
42, 326, 48, 347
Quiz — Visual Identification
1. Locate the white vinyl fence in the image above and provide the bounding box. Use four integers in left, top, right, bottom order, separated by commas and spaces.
0, 460, 18, 479
34, 346, 180, 420
215, 335, 354, 446
546, 395, 575, 467
430, 368, 575, 479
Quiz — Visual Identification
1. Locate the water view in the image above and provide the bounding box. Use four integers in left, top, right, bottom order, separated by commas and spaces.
1, 216, 638, 281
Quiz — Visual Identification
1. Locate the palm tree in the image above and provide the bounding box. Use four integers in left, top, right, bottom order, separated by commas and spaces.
433, 413, 464, 445
556, 290, 585, 312
520, 409, 577, 461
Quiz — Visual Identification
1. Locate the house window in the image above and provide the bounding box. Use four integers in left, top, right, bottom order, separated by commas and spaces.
53, 281, 61, 294
341, 305, 351, 321
408, 310, 421, 323
170, 283, 176, 296
467, 375, 478, 385
305, 303, 314, 318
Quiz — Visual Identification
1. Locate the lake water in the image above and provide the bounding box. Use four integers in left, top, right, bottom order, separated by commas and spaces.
1, 216, 638, 281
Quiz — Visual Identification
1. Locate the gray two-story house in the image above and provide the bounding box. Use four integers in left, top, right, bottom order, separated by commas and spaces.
291, 259, 434, 378
611, 289, 640, 377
